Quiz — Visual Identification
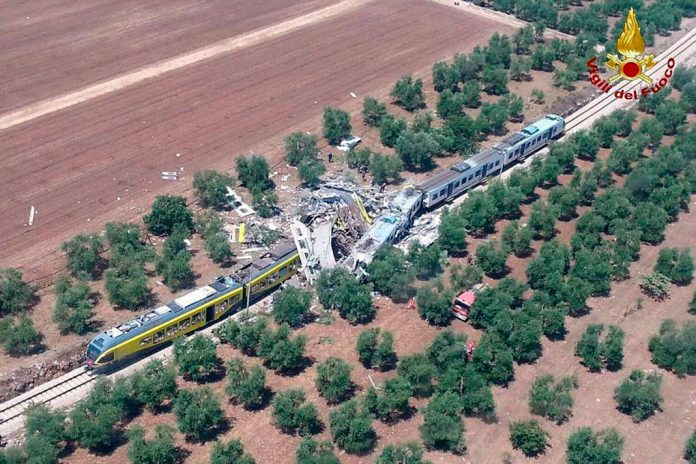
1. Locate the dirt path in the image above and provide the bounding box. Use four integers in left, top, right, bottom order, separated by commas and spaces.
0, 0, 372, 131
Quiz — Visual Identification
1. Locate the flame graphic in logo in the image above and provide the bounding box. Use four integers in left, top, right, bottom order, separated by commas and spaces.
606, 8, 656, 84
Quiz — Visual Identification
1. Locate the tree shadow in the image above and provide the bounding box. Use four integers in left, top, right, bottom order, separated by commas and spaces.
174, 447, 192, 464
274, 356, 315, 377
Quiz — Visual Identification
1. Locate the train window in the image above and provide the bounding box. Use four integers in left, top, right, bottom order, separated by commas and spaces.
140, 336, 152, 346
180, 318, 190, 330
191, 313, 203, 324
439, 188, 446, 196
454, 181, 460, 188
476, 170, 481, 177
100, 353, 114, 363
495, 160, 500, 166
272, 271, 280, 281
154, 330, 164, 343
167, 325, 178, 337
280, 267, 289, 277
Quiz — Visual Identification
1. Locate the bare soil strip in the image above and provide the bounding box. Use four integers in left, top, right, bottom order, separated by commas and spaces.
0, 0, 373, 131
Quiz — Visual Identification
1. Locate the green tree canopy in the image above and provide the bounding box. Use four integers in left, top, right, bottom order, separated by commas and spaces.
315, 357, 353, 404
173, 334, 219, 382
362, 97, 387, 127
144, 195, 193, 236
323, 107, 352, 145
61, 234, 103, 279
391, 75, 425, 111
529, 374, 578, 424
272, 389, 321, 435
211, 439, 256, 464
130, 359, 178, 412
0, 268, 34, 316
52, 276, 95, 335
285, 132, 319, 167
236, 156, 272, 192
273, 286, 313, 327
174, 387, 224, 442
225, 358, 268, 410
329, 400, 376, 454
127, 425, 176, 464
193, 170, 234, 209
509, 420, 549, 457
614, 370, 663, 422
566, 427, 624, 464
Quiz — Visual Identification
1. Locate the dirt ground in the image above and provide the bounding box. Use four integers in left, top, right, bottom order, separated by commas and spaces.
0, 0, 505, 280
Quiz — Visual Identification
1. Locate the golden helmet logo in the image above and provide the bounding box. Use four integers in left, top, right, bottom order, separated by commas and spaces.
605, 8, 657, 84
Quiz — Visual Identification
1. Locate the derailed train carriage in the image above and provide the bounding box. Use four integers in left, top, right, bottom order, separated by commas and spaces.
86, 242, 300, 368
344, 114, 566, 272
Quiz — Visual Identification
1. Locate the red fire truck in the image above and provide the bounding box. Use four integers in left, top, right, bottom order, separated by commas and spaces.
451, 283, 487, 321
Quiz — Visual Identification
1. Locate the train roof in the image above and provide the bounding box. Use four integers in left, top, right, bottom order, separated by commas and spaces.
469, 147, 504, 167
417, 168, 465, 193
232, 241, 298, 282
89, 276, 242, 352
89, 241, 299, 353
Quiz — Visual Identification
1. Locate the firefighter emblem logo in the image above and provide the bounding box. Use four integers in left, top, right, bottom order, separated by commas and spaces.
605, 8, 657, 84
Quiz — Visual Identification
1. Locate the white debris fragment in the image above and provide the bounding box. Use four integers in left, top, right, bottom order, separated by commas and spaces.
350, 91, 357, 98
176, 153, 181, 157
28, 206, 36, 226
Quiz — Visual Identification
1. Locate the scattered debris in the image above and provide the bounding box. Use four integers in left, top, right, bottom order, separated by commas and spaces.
161, 171, 178, 180
350, 91, 357, 98
225, 187, 255, 217
28, 206, 36, 226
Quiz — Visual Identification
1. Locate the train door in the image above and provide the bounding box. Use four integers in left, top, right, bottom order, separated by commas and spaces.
447, 182, 454, 197
481, 163, 489, 177
206, 305, 216, 323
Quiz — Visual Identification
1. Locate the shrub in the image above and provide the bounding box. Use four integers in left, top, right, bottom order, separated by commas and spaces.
614, 370, 663, 422
329, 400, 376, 454
193, 170, 234, 209
377, 442, 429, 464
416, 284, 454, 326
471, 332, 514, 386
380, 114, 407, 148
144, 195, 193, 236
127, 425, 176, 464
0, 268, 34, 316
397, 353, 437, 398
61, 234, 103, 279
258, 324, 307, 373
509, 420, 549, 457
218, 317, 269, 356
365, 246, 413, 301
649, 320, 696, 376
204, 231, 234, 265
323, 107, 351, 145
641, 272, 671, 300
174, 387, 224, 442
576, 324, 606, 372
654, 247, 694, 286
529, 374, 578, 424
225, 358, 268, 410
315, 357, 353, 404
690, 291, 696, 315
130, 360, 178, 412
24, 434, 59, 464
362, 97, 387, 127
315, 268, 375, 324
236, 156, 272, 192
419, 392, 465, 452
173, 334, 219, 382
364, 376, 413, 422
52, 276, 95, 335
285, 132, 319, 167
685, 430, 696, 464
69, 398, 122, 453
370, 153, 402, 185
356, 328, 397, 371
24, 403, 66, 447
272, 287, 312, 327
298, 158, 326, 188
0, 315, 43, 356
272, 389, 321, 435
438, 210, 468, 255
104, 258, 150, 310
395, 130, 440, 172
210, 438, 256, 464
155, 223, 193, 290
296, 437, 339, 464
566, 427, 624, 464
252, 188, 279, 217
476, 241, 508, 278
390, 75, 425, 111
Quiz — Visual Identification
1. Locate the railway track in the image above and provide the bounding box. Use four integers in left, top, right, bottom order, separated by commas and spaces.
0, 367, 96, 435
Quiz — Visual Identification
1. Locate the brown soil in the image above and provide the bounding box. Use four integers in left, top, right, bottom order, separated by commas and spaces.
0, 0, 506, 281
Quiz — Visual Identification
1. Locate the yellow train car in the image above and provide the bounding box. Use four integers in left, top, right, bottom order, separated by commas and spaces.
86, 242, 301, 368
